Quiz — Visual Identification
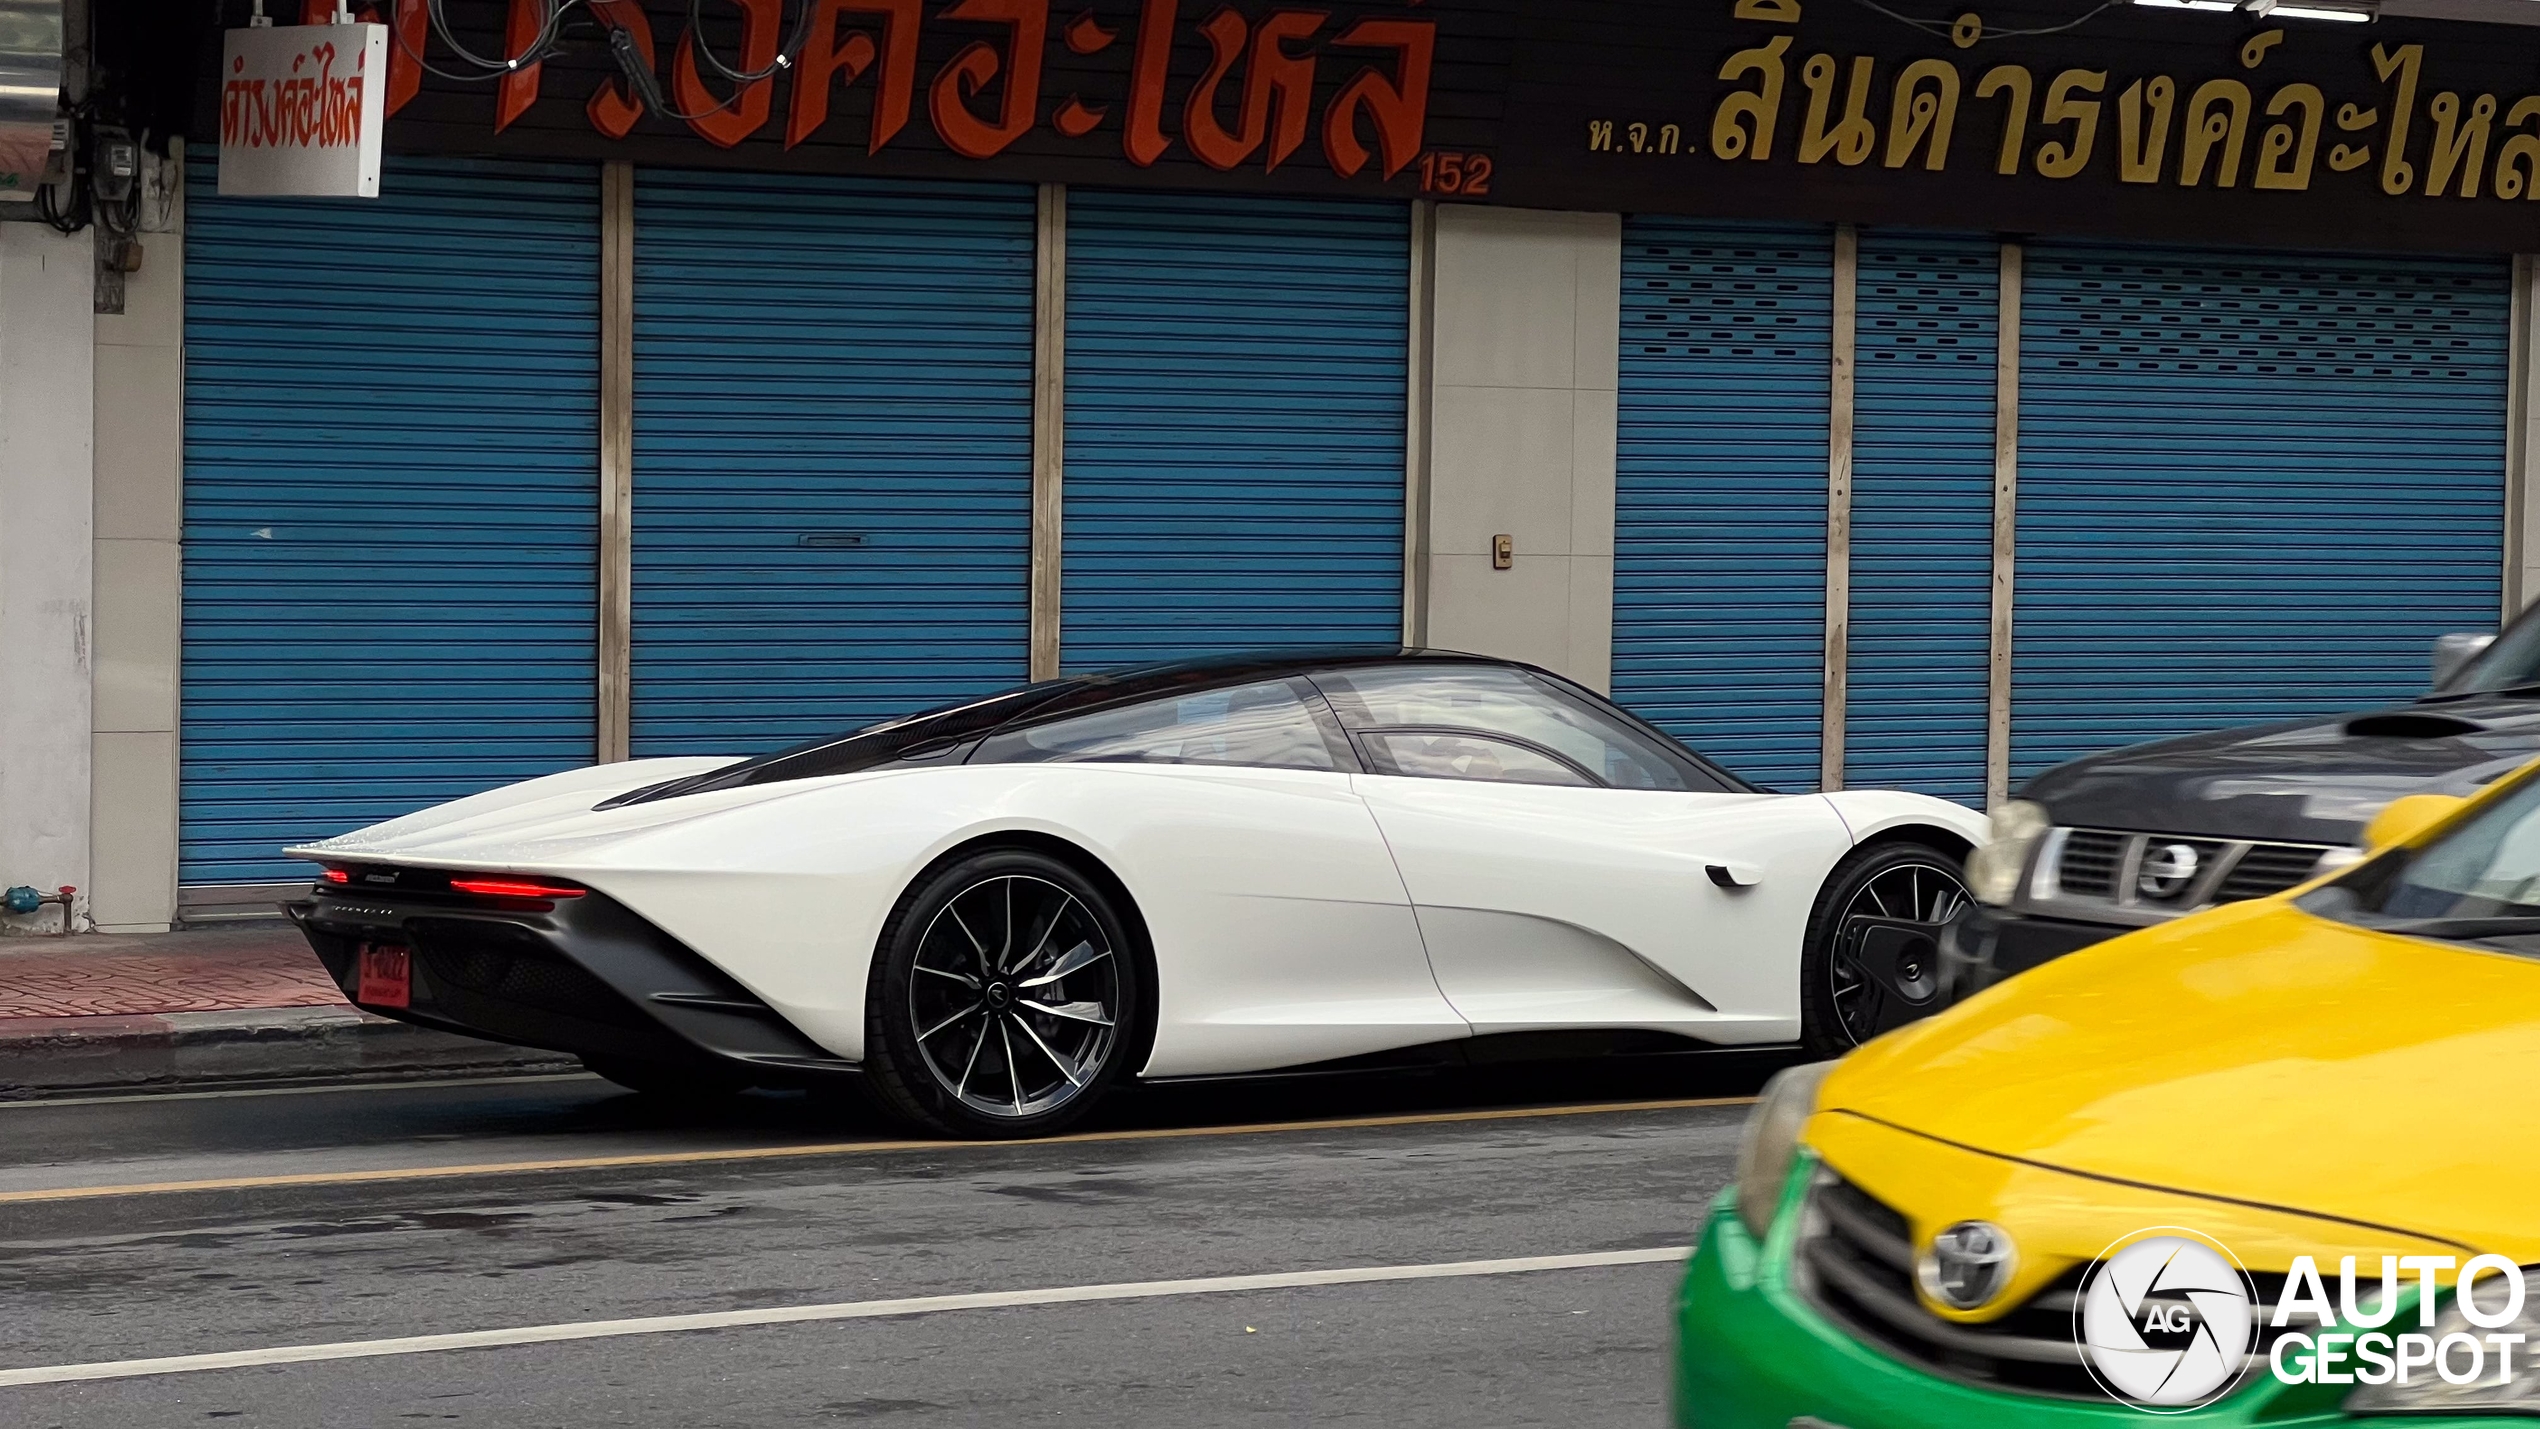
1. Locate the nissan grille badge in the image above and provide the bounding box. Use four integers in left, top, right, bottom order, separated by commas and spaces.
2137, 842, 2202, 900
1918, 1221, 2017, 1311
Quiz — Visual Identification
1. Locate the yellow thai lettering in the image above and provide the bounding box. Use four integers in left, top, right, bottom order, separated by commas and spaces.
2254, 82, 2323, 191
1799, 53, 1878, 165
2424, 91, 2497, 197
1712, 36, 1791, 160
2180, 78, 2251, 188
2494, 96, 2540, 199
2371, 42, 2422, 195
1885, 58, 1959, 170
1975, 64, 2031, 175
2034, 68, 2105, 179
2116, 75, 2177, 184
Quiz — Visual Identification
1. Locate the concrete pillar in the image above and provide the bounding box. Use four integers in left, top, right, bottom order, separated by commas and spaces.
2509, 253, 2539, 617
1418, 206, 1621, 692
90, 172, 184, 932
0, 223, 97, 933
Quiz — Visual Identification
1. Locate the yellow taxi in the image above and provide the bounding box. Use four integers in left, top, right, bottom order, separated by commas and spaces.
1675, 780, 2540, 1425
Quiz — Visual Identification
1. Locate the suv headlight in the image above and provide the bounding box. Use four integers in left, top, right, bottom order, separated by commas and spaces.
1965, 799, 2050, 906
2344, 1264, 2540, 1415
1735, 1060, 1833, 1239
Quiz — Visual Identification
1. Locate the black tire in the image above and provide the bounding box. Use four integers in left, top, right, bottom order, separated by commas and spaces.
862, 847, 1144, 1139
1798, 841, 1972, 1058
581, 1054, 750, 1100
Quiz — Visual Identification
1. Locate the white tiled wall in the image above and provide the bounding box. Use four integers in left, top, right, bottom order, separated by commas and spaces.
1420, 206, 1621, 692
89, 161, 185, 932
0, 225, 98, 932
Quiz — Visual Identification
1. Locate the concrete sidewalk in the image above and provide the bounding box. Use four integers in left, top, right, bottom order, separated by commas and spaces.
0, 924, 574, 1098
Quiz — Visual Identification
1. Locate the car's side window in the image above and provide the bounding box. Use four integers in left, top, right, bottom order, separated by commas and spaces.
1311, 665, 1698, 790
1357, 730, 1595, 787
972, 678, 1345, 772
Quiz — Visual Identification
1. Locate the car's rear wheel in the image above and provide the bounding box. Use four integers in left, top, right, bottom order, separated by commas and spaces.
1798, 841, 1972, 1057
862, 848, 1142, 1139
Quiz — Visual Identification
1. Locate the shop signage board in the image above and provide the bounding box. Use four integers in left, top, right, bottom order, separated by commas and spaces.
225, 0, 2540, 251
218, 21, 388, 197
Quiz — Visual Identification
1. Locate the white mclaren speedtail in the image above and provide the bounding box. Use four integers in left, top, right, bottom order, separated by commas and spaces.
288, 651, 1986, 1137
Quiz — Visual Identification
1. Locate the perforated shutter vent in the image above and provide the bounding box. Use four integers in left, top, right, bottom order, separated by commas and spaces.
1614, 220, 1832, 790
1061, 191, 1407, 671
181, 156, 600, 886
2012, 244, 2508, 779
1847, 232, 1997, 807
629, 170, 1035, 757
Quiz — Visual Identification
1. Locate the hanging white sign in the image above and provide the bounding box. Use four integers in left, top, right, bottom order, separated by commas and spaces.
217, 23, 386, 198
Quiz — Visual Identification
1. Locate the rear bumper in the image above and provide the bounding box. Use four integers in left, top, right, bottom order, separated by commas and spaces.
288, 882, 858, 1086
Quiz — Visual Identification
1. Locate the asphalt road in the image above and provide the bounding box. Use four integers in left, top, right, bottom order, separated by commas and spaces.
0, 1057, 1777, 1428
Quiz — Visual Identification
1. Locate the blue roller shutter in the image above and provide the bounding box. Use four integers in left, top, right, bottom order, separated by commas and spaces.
630, 172, 1034, 756
1061, 191, 1406, 670
2013, 244, 2509, 779
1614, 220, 1832, 790
1847, 232, 1998, 806
181, 156, 599, 886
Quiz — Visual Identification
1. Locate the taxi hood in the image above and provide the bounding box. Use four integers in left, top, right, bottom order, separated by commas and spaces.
1822, 901, 2540, 1261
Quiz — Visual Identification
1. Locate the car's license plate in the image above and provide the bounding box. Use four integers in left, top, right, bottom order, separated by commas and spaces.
357, 944, 412, 1008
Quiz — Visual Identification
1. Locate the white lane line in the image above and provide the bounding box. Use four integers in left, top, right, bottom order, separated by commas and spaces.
0, 1246, 1690, 1390
0, 1072, 600, 1110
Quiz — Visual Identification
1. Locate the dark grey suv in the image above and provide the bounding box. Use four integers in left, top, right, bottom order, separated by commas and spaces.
1950, 616, 2540, 980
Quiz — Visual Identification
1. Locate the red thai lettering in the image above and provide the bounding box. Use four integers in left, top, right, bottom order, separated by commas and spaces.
1122, 0, 1177, 166
1053, 5, 1114, 133
672, 0, 783, 148
585, 0, 658, 139
928, 0, 1046, 160
1321, 18, 1433, 179
299, 0, 421, 116
786, 0, 921, 152
1183, 10, 1250, 167
384, 0, 423, 115
1185, 8, 1323, 172
1054, 96, 1106, 137
496, 0, 548, 133
1063, 12, 1115, 53
219, 41, 368, 150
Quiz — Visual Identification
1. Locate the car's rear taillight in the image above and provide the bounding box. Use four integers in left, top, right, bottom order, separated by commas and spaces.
319, 868, 350, 884
448, 876, 587, 900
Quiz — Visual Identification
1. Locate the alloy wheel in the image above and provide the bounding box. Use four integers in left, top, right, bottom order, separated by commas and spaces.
1828, 858, 1969, 1046
907, 874, 1120, 1120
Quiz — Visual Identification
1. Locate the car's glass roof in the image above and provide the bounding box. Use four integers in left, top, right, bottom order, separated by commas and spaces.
598, 648, 1495, 808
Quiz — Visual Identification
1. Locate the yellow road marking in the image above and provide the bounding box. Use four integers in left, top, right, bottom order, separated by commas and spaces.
0, 1095, 1754, 1206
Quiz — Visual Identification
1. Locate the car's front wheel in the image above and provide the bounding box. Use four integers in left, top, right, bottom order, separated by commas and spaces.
862, 847, 1142, 1139
1797, 841, 1972, 1057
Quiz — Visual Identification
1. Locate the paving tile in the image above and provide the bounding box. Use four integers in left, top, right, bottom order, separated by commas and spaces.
0, 929, 342, 1019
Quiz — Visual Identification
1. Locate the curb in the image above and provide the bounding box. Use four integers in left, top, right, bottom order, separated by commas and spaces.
0, 1006, 581, 1099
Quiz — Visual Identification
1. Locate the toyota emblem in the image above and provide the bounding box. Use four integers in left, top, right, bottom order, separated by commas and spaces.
2137, 842, 2202, 899
1918, 1221, 2017, 1311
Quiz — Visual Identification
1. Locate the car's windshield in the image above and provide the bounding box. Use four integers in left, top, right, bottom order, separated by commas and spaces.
2436, 603, 2540, 695
2301, 767, 2540, 955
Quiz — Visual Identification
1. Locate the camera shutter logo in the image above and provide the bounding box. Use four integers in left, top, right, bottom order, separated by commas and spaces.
2077, 1231, 2256, 1411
